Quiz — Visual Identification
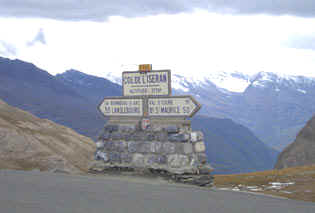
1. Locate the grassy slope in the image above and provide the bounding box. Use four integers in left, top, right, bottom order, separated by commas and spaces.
214, 165, 315, 202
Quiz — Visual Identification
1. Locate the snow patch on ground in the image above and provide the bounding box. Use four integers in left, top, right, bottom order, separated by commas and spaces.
297, 89, 307, 94
217, 182, 295, 193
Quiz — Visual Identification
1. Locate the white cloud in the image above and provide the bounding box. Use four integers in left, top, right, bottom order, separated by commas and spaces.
0, 41, 17, 56
1, 0, 315, 20
1, 11, 315, 79
27, 28, 46, 46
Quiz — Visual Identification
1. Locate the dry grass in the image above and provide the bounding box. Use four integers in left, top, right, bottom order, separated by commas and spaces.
214, 165, 315, 202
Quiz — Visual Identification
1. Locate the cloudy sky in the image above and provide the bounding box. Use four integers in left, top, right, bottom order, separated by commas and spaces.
0, 0, 315, 78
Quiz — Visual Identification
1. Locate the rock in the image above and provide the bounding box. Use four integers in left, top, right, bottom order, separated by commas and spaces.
168, 133, 189, 142
156, 155, 167, 164
156, 132, 168, 141
127, 142, 138, 153
111, 132, 124, 140
104, 125, 119, 132
114, 141, 126, 152
140, 142, 152, 153
194, 142, 206, 152
190, 154, 199, 167
95, 151, 109, 162
167, 154, 189, 168
150, 142, 163, 153
104, 141, 115, 151
145, 155, 157, 166
146, 133, 155, 141
121, 153, 132, 163
119, 125, 136, 132
183, 143, 193, 154
191, 131, 203, 142
109, 152, 121, 163
132, 153, 145, 166
89, 161, 106, 172
163, 142, 176, 154
96, 141, 105, 149
166, 125, 179, 133
99, 132, 111, 140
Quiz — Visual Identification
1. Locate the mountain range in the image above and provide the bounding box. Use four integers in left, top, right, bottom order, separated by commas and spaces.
107, 70, 315, 150
175, 71, 315, 150
0, 56, 278, 174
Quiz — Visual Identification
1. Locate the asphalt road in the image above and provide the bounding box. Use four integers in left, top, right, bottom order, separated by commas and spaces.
1, 170, 315, 213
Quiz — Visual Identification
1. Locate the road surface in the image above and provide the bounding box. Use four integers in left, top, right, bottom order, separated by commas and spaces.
1, 170, 315, 213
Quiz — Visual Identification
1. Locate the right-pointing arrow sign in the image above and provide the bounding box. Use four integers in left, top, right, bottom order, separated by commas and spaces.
148, 95, 201, 117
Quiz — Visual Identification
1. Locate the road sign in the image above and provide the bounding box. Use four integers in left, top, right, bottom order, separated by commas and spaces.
98, 97, 143, 117
139, 64, 152, 72
148, 96, 201, 117
122, 70, 171, 96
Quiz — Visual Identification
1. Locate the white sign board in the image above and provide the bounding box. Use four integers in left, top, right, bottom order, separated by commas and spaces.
98, 97, 143, 117
148, 96, 200, 117
122, 70, 171, 96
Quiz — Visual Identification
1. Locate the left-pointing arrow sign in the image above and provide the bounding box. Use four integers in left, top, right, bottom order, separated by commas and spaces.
98, 97, 143, 117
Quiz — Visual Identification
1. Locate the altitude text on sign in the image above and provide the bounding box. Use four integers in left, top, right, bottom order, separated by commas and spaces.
148, 96, 200, 117
99, 98, 143, 117
122, 70, 171, 96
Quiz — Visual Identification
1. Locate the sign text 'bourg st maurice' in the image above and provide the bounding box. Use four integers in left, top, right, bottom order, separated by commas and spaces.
98, 68, 201, 118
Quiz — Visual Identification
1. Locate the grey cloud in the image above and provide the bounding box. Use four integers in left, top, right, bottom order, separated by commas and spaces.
0, 0, 315, 20
286, 35, 315, 51
0, 41, 17, 56
27, 28, 46, 46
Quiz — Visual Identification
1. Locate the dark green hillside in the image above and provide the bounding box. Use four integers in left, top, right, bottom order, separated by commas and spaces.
192, 116, 278, 174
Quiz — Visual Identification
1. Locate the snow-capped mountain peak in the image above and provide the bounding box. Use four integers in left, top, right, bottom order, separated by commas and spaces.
172, 71, 251, 93
249, 71, 315, 92
104, 70, 315, 95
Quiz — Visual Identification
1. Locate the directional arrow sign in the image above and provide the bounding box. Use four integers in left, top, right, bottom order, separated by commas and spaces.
98, 97, 143, 117
148, 96, 201, 117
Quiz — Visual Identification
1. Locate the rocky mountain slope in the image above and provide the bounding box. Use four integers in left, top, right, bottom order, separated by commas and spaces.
275, 115, 315, 169
0, 99, 95, 173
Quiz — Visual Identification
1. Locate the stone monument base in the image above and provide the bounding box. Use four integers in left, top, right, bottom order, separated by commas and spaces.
89, 117, 214, 187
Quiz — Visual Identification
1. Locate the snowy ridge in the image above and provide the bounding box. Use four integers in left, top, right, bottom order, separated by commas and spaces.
249, 71, 315, 94
103, 70, 315, 94
172, 71, 251, 93
105, 72, 122, 85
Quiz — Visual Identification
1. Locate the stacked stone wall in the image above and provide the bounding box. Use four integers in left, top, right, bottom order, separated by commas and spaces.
93, 120, 211, 175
